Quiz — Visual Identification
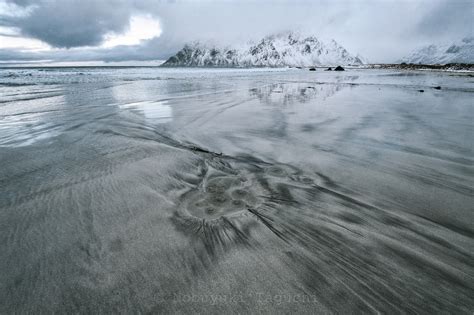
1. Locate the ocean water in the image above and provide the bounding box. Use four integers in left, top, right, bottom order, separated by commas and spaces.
0, 67, 473, 313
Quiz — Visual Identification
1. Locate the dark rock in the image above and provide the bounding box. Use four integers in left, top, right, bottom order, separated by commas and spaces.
418, 89, 425, 92
433, 86, 441, 90
325, 67, 332, 71
334, 66, 345, 71
309, 67, 316, 71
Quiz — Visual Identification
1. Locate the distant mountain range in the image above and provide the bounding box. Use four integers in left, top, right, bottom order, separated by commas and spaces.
161, 32, 365, 67
401, 37, 473, 65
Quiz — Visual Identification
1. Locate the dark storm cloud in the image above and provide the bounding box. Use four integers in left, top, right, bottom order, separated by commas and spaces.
0, 0, 472, 63
4, 0, 137, 48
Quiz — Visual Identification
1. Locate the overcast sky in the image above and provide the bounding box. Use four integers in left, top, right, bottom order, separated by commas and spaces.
0, 0, 472, 64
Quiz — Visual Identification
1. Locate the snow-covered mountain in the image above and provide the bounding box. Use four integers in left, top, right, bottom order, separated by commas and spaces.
401, 37, 474, 64
161, 32, 365, 67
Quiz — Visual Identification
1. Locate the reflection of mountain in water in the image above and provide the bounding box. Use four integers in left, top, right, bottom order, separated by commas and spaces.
249, 82, 346, 105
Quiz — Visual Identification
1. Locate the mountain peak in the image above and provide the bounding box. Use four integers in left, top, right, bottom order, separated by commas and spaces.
162, 33, 365, 67
401, 37, 474, 64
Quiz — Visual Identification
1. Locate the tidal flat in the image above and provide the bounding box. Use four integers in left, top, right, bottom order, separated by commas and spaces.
0, 67, 473, 313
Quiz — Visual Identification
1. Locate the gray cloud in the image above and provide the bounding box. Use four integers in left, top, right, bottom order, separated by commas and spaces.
4, 0, 138, 48
0, 0, 472, 63
7, 0, 37, 6
0, 37, 183, 63
416, 0, 473, 39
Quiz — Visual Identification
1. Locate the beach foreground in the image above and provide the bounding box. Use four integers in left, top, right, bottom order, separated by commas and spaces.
0, 68, 473, 313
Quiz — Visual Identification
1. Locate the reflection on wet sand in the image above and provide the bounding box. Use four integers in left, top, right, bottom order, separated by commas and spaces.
0, 68, 473, 313
120, 100, 173, 123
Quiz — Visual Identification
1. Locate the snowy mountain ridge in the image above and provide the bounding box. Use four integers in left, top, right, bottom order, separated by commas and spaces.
401, 37, 474, 65
161, 32, 365, 67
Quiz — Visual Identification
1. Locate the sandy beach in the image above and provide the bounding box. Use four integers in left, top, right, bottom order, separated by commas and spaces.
0, 67, 473, 313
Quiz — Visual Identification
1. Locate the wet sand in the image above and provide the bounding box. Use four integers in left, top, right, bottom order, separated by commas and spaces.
0, 68, 473, 313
